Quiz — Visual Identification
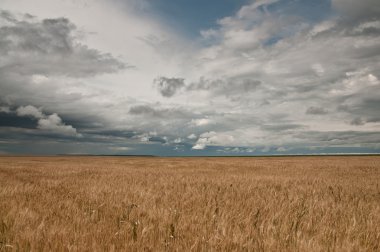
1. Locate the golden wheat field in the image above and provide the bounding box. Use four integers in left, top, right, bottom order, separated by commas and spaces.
0, 156, 379, 251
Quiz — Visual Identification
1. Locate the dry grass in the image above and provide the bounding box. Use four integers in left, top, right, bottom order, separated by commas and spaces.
0, 156, 379, 251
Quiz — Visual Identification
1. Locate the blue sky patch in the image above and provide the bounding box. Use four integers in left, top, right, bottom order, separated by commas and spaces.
147, 0, 250, 37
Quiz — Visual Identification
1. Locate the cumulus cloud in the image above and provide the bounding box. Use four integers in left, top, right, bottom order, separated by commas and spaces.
187, 134, 197, 139
0, 9, 135, 146
182, 0, 380, 150
276, 147, 288, 152
218, 147, 256, 154
0, 13, 126, 78
37, 113, 78, 136
108, 146, 132, 151
192, 131, 235, 150
190, 118, 213, 127
173, 138, 182, 143
154, 77, 185, 97
11, 105, 79, 137
1, 0, 380, 155
192, 143, 206, 150
16, 105, 44, 119
0, 10, 128, 140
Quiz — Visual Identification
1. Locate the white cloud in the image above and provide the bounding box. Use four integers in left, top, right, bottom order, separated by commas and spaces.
192, 131, 235, 150
31, 74, 49, 84
190, 118, 213, 127
1, 0, 380, 154
140, 135, 149, 142
14, 105, 79, 137
192, 143, 206, 150
173, 138, 182, 143
16, 105, 44, 119
276, 147, 288, 152
309, 21, 336, 37
108, 146, 132, 151
187, 134, 197, 139
37, 113, 78, 136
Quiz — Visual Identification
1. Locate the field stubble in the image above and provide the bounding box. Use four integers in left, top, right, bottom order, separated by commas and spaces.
0, 156, 379, 251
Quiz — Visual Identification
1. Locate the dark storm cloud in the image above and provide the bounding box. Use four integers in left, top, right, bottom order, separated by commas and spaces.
0, 105, 79, 137
0, 11, 127, 78
260, 124, 306, 132
129, 105, 162, 117
349, 44, 380, 60
345, 25, 380, 37
350, 118, 365, 126
0, 112, 37, 129
295, 131, 380, 146
1, 0, 380, 155
367, 117, 380, 123
0, 127, 79, 142
0, 10, 18, 22
338, 89, 380, 125
332, 0, 380, 24
0, 10, 131, 149
154, 77, 185, 97
129, 104, 192, 118
154, 75, 262, 101
358, 98, 380, 114
306, 106, 328, 115
85, 130, 137, 139
187, 77, 261, 97
148, 136, 167, 144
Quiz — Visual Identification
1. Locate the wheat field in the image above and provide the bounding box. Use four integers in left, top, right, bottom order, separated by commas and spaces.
0, 156, 379, 251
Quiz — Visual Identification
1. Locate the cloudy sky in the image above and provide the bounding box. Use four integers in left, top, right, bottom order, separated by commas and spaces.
1, 0, 380, 156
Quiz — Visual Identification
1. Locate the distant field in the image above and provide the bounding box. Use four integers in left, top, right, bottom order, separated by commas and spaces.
0, 156, 379, 251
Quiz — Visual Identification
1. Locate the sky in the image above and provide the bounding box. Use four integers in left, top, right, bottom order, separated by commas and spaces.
0, 0, 380, 156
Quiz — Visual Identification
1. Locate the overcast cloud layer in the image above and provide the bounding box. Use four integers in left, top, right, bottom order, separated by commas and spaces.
0, 0, 379, 155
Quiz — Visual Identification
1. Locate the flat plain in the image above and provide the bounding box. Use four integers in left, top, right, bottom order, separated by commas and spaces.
0, 156, 379, 251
